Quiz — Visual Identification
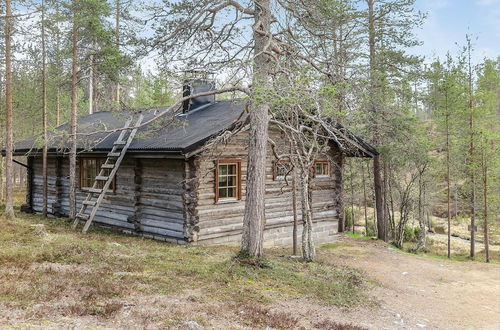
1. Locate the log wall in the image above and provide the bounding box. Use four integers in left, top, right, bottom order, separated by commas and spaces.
192, 129, 341, 247
30, 156, 187, 243
27, 127, 343, 247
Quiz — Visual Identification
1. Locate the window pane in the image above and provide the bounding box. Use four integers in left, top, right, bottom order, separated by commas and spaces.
227, 164, 236, 175
315, 162, 329, 177
219, 164, 227, 175
81, 158, 114, 189
227, 175, 235, 187
219, 175, 228, 187
227, 187, 236, 198
219, 187, 227, 198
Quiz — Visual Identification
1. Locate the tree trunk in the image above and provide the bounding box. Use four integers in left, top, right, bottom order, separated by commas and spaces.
334, 151, 345, 232
115, 0, 121, 105
4, 0, 14, 218
89, 52, 94, 115
350, 159, 355, 234
292, 167, 299, 256
300, 172, 315, 262
482, 150, 489, 263
367, 0, 385, 241
362, 160, 368, 235
55, 6, 61, 127
373, 155, 385, 240
446, 113, 451, 258
56, 89, 61, 126
240, 0, 271, 258
69, 2, 79, 220
41, 0, 49, 217
467, 39, 476, 259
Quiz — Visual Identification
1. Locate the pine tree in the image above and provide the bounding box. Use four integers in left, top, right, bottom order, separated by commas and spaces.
3, 0, 14, 218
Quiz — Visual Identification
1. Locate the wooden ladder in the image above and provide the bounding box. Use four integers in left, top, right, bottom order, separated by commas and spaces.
72, 113, 144, 233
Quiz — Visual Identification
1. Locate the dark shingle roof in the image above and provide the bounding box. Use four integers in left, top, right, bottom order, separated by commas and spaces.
12, 100, 377, 158
13, 101, 246, 155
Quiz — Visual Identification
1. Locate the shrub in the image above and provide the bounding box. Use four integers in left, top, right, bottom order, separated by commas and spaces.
403, 226, 422, 243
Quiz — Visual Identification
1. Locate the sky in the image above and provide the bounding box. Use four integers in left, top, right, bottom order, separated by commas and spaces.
411, 0, 500, 63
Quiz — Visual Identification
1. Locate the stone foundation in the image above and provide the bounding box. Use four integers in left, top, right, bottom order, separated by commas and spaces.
195, 219, 338, 247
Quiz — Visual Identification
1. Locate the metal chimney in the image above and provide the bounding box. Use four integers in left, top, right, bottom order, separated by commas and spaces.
182, 71, 216, 113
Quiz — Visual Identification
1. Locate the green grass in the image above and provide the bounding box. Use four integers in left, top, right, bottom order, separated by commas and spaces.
0, 202, 369, 316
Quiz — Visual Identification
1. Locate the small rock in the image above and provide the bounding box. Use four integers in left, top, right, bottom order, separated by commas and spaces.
416, 323, 427, 328
108, 242, 122, 247
402, 272, 409, 275
185, 321, 200, 329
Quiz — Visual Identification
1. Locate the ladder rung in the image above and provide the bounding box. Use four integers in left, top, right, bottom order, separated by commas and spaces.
101, 164, 115, 169
108, 152, 121, 157
114, 140, 127, 145
76, 213, 89, 219
95, 176, 109, 181
83, 200, 96, 206
86, 188, 102, 194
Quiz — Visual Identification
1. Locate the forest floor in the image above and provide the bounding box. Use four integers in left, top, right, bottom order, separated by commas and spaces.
0, 205, 499, 329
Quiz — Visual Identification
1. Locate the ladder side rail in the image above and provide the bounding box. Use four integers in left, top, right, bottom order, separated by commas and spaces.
72, 117, 133, 229
81, 114, 143, 232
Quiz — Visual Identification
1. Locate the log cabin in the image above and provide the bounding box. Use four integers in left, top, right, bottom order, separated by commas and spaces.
8, 79, 378, 247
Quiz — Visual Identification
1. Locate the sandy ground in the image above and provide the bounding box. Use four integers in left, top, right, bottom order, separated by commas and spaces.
307, 237, 500, 330
1, 237, 498, 329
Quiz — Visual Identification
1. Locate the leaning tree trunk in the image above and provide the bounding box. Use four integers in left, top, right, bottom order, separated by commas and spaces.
241, 0, 271, 258
69, 2, 79, 219
300, 172, 315, 262
4, 0, 14, 218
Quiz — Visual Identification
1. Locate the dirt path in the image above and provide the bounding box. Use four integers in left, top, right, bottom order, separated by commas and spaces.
305, 237, 500, 330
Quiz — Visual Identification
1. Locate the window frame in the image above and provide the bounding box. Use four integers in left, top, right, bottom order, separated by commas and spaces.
314, 160, 331, 178
215, 159, 242, 203
79, 157, 116, 192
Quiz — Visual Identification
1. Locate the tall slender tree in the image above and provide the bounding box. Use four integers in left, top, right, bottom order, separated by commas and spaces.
3, 0, 14, 218
465, 36, 476, 259
69, 0, 79, 219
364, 0, 424, 241
41, 0, 49, 217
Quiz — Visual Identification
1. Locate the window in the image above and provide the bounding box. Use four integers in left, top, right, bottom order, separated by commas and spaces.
216, 160, 241, 202
314, 161, 330, 178
274, 161, 293, 181
80, 158, 115, 191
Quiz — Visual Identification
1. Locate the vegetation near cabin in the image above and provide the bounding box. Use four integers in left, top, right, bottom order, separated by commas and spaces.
0, 0, 499, 329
